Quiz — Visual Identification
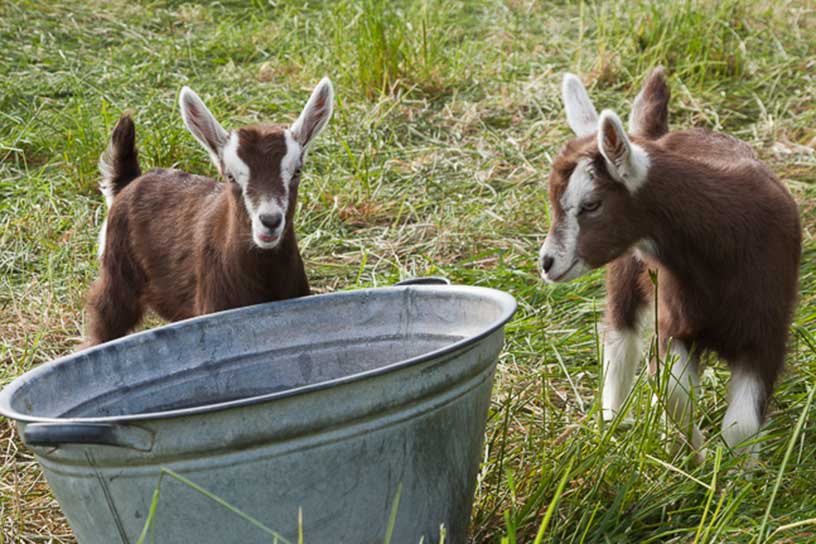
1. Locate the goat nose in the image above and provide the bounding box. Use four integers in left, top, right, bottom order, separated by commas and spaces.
541, 255, 555, 274
259, 212, 283, 231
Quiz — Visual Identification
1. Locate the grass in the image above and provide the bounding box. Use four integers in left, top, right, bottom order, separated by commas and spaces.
1, 0, 815, 542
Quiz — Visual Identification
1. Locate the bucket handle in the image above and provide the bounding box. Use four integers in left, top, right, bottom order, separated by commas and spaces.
394, 276, 451, 286
23, 422, 154, 451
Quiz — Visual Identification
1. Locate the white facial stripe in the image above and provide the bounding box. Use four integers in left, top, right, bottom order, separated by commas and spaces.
540, 159, 595, 282
561, 159, 595, 210
277, 129, 301, 209
222, 132, 250, 189
222, 132, 264, 247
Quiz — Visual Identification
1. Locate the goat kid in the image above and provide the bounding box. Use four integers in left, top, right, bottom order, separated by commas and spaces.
539, 68, 801, 461
85, 78, 334, 346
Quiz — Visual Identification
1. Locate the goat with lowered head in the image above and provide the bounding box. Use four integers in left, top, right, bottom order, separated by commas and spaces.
85, 78, 333, 346
538, 68, 800, 461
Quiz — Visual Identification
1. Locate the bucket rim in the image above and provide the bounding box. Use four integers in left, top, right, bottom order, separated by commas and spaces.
0, 284, 516, 424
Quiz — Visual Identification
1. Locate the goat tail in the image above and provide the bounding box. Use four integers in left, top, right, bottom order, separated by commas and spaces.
99, 113, 141, 208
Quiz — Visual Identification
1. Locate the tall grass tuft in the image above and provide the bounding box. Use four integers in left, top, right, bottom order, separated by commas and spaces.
330, 0, 458, 99
585, 0, 764, 87
334, 0, 405, 99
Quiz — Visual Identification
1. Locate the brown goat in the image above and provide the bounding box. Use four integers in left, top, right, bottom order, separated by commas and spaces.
539, 68, 801, 462
84, 78, 334, 346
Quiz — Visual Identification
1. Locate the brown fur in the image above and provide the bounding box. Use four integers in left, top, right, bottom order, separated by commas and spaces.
84, 116, 309, 346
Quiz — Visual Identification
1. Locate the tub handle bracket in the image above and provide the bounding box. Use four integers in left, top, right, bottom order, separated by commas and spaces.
23, 423, 155, 452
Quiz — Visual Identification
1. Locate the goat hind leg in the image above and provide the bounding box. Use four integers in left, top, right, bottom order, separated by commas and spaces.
722, 353, 778, 461
658, 340, 705, 462
83, 268, 145, 347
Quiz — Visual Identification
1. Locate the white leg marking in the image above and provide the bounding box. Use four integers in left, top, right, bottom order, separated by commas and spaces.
722, 369, 764, 457
662, 340, 704, 455
602, 327, 642, 421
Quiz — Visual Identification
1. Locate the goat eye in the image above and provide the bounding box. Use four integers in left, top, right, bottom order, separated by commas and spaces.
580, 201, 601, 214
226, 173, 237, 184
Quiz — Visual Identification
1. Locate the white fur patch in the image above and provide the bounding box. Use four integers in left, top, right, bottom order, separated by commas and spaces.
602, 326, 643, 421
222, 132, 250, 190
97, 218, 107, 259
561, 159, 596, 210
281, 129, 301, 193
97, 150, 115, 258
722, 369, 764, 455
539, 159, 594, 282
625, 143, 651, 192
662, 340, 704, 452
98, 161, 115, 208
634, 238, 658, 261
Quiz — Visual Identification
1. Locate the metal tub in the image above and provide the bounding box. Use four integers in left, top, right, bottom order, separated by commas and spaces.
0, 284, 516, 544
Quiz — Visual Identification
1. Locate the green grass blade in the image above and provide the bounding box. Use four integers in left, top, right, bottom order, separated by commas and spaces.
533, 459, 574, 544
758, 379, 816, 541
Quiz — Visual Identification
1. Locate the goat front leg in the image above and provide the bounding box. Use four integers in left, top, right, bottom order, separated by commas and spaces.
602, 255, 650, 422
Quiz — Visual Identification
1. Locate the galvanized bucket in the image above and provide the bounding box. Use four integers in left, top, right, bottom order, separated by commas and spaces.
0, 282, 516, 544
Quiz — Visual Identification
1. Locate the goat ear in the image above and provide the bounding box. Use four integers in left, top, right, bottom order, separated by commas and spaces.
628, 66, 670, 139
598, 109, 649, 192
291, 77, 333, 150
562, 73, 598, 137
179, 87, 228, 168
